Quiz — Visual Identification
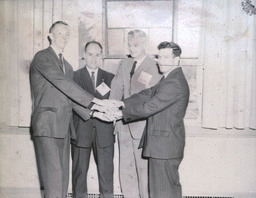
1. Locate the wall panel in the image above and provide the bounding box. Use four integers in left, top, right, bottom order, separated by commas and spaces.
53, 0, 63, 22
17, 0, 34, 127
33, 0, 44, 55
8, 1, 19, 126
63, 0, 79, 70
43, 0, 53, 49
0, 0, 8, 124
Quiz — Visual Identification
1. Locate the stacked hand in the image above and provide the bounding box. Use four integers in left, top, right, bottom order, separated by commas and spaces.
92, 99, 124, 122
93, 99, 124, 108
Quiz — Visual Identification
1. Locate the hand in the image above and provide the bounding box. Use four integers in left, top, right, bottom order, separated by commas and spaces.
107, 99, 125, 108
105, 109, 123, 121
112, 109, 123, 120
91, 109, 123, 122
91, 104, 119, 114
93, 111, 114, 122
92, 98, 124, 108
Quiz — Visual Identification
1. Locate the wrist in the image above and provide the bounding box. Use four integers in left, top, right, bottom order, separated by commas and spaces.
92, 98, 101, 105
90, 110, 96, 117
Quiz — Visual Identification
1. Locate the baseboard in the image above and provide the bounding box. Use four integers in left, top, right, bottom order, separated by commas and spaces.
1, 188, 255, 198
67, 193, 124, 197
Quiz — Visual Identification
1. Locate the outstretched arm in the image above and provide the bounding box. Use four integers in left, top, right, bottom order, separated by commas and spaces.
32, 52, 94, 108
122, 78, 188, 122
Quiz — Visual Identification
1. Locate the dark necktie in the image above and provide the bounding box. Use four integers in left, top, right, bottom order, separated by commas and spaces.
91, 71, 96, 92
130, 61, 137, 79
58, 53, 64, 72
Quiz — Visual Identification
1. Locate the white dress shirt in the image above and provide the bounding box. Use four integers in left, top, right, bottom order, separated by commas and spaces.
86, 66, 99, 88
134, 54, 147, 71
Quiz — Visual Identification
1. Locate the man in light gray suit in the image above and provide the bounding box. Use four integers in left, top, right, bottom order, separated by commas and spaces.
110, 30, 162, 198
120, 41, 190, 198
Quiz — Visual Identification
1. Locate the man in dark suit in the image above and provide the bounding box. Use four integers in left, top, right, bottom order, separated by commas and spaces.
109, 41, 190, 198
30, 21, 118, 198
71, 41, 115, 198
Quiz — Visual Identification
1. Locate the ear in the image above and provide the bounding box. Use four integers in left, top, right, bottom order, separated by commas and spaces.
48, 32, 53, 40
174, 56, 180, 66
83, 51, 87, 62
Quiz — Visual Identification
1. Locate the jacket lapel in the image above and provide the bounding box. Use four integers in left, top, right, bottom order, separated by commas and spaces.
135, 56, 148, 73
82, 67, 95, 95
96, 68, 104, 87
132, 55, 150, 80
126, 58, 135, 79
48, 47, 58, 60
47, 47, 65, 73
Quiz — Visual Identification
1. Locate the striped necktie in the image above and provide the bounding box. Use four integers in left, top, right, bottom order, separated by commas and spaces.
58, 53, 64, 72
91, 71, 96, 92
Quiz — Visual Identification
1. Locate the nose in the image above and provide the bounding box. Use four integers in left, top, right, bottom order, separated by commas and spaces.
62, 34, 69, 41
92, 56, 98, 62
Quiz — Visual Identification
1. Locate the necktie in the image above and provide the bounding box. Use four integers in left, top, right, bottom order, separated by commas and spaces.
91, 71, 96, 92
58, 53, 64, 72
130, 61, 137, 79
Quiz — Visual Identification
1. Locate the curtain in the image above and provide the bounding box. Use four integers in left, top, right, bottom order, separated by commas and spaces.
202, 0, 256, 130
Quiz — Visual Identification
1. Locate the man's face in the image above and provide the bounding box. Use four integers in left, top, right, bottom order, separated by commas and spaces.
50, 24, 70, 51
128, 36, 146, 59
84, 43, 102, 70
158, 48, 180, 74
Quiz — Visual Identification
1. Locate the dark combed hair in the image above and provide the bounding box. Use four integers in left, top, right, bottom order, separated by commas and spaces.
157, 41, 182, 57
49, 21, 68, 33
48, 21, 68, 44
84, 41, 103, 52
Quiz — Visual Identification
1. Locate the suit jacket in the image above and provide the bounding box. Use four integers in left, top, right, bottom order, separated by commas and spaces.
110, 56, 162, 139
30, 47, 94, 139
122, 67, 190, 159
71, 67, 115, 148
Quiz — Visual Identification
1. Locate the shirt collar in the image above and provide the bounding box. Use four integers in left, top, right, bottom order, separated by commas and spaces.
164, 66, 181, 78
50, 45, 63, 58
86, 66, 99, 76
134, 54, 147, 67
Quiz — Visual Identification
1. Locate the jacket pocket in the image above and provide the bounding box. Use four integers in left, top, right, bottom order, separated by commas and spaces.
32, 107, 58, 136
